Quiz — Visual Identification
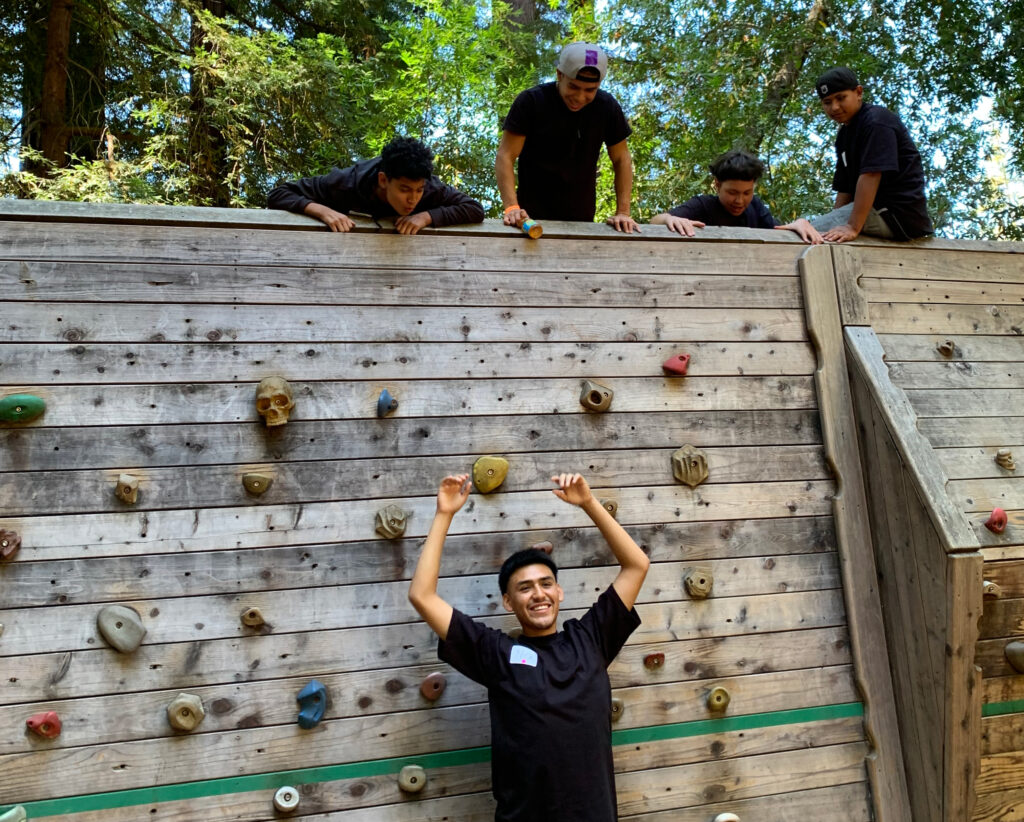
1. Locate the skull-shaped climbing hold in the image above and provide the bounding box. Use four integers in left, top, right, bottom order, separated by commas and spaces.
97, 604, 147, 653
296, 679, 328, 729
713, 814, 741, 822
0, 393, 46, 424
707, 686, 731, 713
420, 672, 447, 701
0, 529, 21, 560
473, 455, 509, 494
375, 504, 408, 539
0, 805, 27, 822
26, 711, 61, 738
377, 388, 399, 418
242, 472, 273, 495
996, 449, 1016, 471
167, 693, 206, 731
684, 568, 714, 599
643, 652, 665, 670
273, 786, 300, 813
600, 499, 618, 518
398, 764, 427, 793
610, 697, 625, 722
579, 380, 613, 412
662, 353, 691, 376
241, 606, 265, 627
1005, 641, 1024, 674
983, 580, 1003, 599
255, 376, 294, 427
986, 508, 1008, 534
672, 444, 708, 488
936, 339, 957, 357
115, 473, 139, 505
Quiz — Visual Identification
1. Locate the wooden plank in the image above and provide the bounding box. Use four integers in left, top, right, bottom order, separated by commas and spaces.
0, 303, 809, 343
981, 545, 1024, 562
979, 597, 1024, 639
906, 389, 1024, 419
0, 409, 823, 471
878, 333, 1024, 362
888, 362, 1024, 390
869, 302, 1024, 335
918, 417, 1024, 448
949, 478, 1024, 512
981, 713, 1024, 757
981, 672, 1024, 703
936, 447, 1024, 480
973, 785, 1024, 821
0, 444, 830, 517
0, 554, 841, 656
0, 261, 805, 308
800, 246, 911, 821
830, 245, 870, 325
0, 589, 849, 704
978, 560, 1024, 599
977, 750, 1024, 796
845, 326, 980, 550
861, 278, 1024, 305
852, 248, 1024, 283
0, 340, 816, 383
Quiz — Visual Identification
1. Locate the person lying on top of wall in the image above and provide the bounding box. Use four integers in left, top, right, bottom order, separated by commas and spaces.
266, 136, 485, 235
650, 149, 823, 244
409, 472, 650, 822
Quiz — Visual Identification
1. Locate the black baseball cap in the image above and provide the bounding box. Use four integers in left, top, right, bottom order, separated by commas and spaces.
815, 67, 859, 99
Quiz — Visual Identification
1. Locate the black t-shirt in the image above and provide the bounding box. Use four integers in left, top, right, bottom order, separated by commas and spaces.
439, 585, 641, 822
668, 193, 778, 228
503, 82, 632, 222
832, 103, 934, 240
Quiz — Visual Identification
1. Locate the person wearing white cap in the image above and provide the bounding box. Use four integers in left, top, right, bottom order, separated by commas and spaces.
496, 43, 639, 233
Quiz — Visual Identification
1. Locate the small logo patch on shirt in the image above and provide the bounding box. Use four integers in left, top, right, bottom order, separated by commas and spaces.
509, 645, 538, 667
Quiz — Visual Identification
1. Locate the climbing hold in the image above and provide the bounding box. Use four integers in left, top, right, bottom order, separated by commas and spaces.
473, 455, 509, 494
0, 806, 26, 822
662, 354, 691, 376
375, 505, 408, 539
273, 786, 300, 813
97, 604, 147, 653
420, 672, 447, 702
579, 380, 613, 412
0, 394, 46, 424
255, 376, 295, 427
683, 568, 714, 599
707, 686, 731, 713
985, 508, 1008, 535
377, 388, 399, 418
531, 541, 554, 554
296, 679, 328, 729
672, 444, 709, 488
610, 697, 624, 722
521, 218, 543, 239
26, 711, 61, 738
937, 339, 956, 357
713, 814, 741, 822
398, 764, 427, 793
600, 498, 618, 518
241, 606, 265, 627
242, 472, 273, 495
643, 652, 665, 670
167, 693, 206, 732
0, 529, 21, 561
983, 580, 1003, 599
1006, 641, 1024, 674
996, 449, 1016, 471
115, 473, 139, 505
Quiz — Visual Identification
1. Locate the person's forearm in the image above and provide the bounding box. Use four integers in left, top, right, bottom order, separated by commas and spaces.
650, 213, 670, 225
847, 173, 882, 232
495, 153, 519, 210
409, 511, 453, 604
580, 496, 648, 572
612, 157, 633, 216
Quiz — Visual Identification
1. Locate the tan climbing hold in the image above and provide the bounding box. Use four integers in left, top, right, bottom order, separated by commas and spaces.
707, 686, 731, 713
256, 376, 295, 427
242, 472, 273, 495
530, 541, 554, 554
375, 504, 408, 539
241, 606, 266, 627
1006, 641, 1024, 674
0, 529, 21, 561
713, 814, 741, 822
115, 473, 139, 505
398, 764, 427, 793
579, 380, 613, 412
97, 604, 147, 653
672, 444, 708, 488
273, 785, 300, 812
983, 580, 1002, 599
600, 498, 618, 518
937, 339, 956, 357
996, 449, 1016, 471
683, 568, 714, 599
420, 672, 447, 702
0, 806, 27, 822
472, 455, 509, 494
610, 697, 624, 722
167, 693, 206, 731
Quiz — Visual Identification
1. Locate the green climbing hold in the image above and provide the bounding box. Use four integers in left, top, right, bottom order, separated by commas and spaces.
0, 394, 45, 424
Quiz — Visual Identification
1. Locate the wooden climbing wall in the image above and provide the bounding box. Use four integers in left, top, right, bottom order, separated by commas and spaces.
0, 207, 881, 821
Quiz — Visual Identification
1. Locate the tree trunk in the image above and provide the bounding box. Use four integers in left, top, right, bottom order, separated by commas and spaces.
40, 0, 75, 168
188, 0, 231, 206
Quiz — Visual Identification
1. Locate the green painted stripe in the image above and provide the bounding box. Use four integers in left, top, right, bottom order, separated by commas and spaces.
982, 698, 1024, 717
8, 702, 863, 818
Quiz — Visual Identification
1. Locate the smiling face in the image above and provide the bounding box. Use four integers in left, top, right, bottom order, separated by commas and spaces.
555, 70, 601, 113
820, 86, 864, 125
377, 172, 426, 215
714, 178, 756, 217
502, 563, 564, 636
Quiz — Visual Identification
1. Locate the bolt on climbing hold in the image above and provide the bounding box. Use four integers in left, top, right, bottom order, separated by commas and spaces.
985, 508, 1008, 535
1006, 641, 1024, 674
243, 472, 273, 495
398, 764, 427, 793
167, 693, 206, 731
420, 672, 447, 702
115, 473, 140, 505
643, 652, 665, 670
996, 449, 1016, 471
600, 499, 618, 518
707, 686, 731, 713
241, 606, 265, 627
0, 529, 21, 561
256, 376, 295, 427
0, 806, 26, 822
713, 814, 741, 822
296, 679, 328, 729
377, 388, 399, 418
936, 339, 956, 357
375, 504, 408, 539
273, 785, 300, 813
983, 580, 1003, 599
610, 697, 625, 722
579, 380, 613, 412
662, 354, 691, 376
684, 568, 714, 599
473, 455, 509, 494
97, 604, 147, 653
0, 393, 46, 424
673, 444, 708, 488
531, 541, 554, 554
26, 711, 62, 738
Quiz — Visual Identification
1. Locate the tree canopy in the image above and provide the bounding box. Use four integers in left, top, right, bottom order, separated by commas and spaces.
3, 0, 1021, 238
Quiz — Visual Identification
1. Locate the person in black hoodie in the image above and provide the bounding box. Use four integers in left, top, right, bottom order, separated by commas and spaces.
267, 136, 484, 235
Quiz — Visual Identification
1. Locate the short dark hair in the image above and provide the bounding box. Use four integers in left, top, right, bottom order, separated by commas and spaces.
499, 549, 558, 594
709, 150, 765, 183
380, 136, 434, 181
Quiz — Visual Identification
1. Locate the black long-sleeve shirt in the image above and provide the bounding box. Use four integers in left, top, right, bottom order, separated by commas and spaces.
267, 157, 485, 227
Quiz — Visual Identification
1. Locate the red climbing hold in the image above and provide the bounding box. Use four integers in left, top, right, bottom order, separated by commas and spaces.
26, 711, 61, 738
985, 508, 1008, 534
662, 354, 690, 376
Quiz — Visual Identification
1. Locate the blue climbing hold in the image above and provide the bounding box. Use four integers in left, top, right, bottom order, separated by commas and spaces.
376, 388, 398, 418
296, 679, 327, 729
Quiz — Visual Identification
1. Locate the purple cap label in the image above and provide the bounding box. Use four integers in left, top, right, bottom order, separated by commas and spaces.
585, 49, 599, 66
